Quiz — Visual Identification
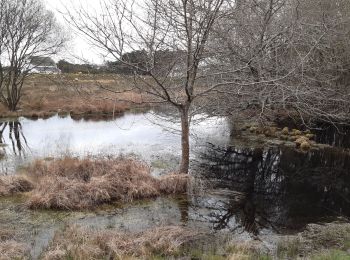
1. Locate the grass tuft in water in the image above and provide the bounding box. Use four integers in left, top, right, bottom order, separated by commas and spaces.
0, 156, 189, 210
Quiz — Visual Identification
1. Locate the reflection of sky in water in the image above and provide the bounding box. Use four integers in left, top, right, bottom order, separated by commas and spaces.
0, 111, 230, 174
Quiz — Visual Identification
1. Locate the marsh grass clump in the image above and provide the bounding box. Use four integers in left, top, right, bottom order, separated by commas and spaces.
302, 223, 350, 251
276, 223, 350, 259
0, 230, 30, 260
0, 241, 30, 260
158, 173, 189, 194
277, 237, 303, 259
310, 249, 350, 260
25, 157, 188, 210
42, 225, 202, 259
0, 175, 34, 196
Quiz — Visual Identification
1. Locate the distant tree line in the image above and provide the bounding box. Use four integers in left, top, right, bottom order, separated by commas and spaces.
58, 49, 185, 75
106, 49, 186, 75
57, 60, 106, 74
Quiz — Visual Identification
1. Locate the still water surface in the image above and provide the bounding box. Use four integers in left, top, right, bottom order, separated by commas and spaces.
0, 111, 349, 258
0, 111, 228, 174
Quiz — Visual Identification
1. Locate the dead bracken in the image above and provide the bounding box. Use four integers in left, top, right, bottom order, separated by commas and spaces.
2, 157, 188, 210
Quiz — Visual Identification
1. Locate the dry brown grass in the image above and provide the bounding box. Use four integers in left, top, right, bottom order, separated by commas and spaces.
0, 241, 30, 260
158, 173, 189, 194
0, 229, 30, 260
0, 230, 15, 242
25, 157, 188, 210
0, 175, 34, 196
0, 74, 145, 118
42, 225, 202, 259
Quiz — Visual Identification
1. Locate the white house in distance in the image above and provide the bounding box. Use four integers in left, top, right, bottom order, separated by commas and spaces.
28, 56, 61, 74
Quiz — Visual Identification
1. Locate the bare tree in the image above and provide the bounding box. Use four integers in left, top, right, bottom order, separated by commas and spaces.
212, 0, 350, 125
65, 0, 350, 173
0, 0, 66, 111
65, 0, 228, 174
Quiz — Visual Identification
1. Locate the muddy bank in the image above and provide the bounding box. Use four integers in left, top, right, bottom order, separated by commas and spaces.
273, 115, 350, 149
238, 123, 349, 152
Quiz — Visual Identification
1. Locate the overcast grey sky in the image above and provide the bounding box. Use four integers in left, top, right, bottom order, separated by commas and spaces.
45, 0, 105, 64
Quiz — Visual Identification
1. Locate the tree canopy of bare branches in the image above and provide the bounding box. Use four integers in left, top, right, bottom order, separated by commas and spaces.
212, 0, 350, 124
0, 0, 65, 111
65, 0, 229, 173
65, 0, 350, 173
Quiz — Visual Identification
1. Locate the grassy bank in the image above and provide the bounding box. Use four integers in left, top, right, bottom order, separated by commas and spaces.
0, 157, 188, 210
0, 74, 144, 119
42, 225, 204, 260
37, 222, 350, 259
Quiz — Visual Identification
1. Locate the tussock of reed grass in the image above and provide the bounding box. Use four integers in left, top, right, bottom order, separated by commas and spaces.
0, 175, 34, 196
0, 241, 30, 260
42, 225, 201, 259
26, 157, 188, 210
0, 230, 15, 242
159, 173, 189, 194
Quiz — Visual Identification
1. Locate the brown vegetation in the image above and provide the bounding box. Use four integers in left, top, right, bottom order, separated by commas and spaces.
0, 241, 30, 260
22, 157, 188, 210
42, 225, 202, 259
0, 175, 34, 196
40, 222, 350, 260
0, 229, 30, 260
243, 124, 318, 151
0, 74, 144, 119
276, 222, 350, 259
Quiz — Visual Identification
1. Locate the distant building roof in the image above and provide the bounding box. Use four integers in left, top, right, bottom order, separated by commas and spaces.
30, 56, 56, 67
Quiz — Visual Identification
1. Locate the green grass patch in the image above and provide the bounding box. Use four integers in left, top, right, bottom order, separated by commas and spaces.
311, 250, 350, 260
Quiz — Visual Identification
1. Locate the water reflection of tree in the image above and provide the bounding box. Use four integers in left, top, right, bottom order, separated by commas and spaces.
0, 121, 29, 156
194, 143, 350, 235
314, 125, 350, 149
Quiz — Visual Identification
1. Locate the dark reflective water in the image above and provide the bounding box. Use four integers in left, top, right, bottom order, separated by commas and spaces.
191, 144, 350, 235
313, 124, 350, 149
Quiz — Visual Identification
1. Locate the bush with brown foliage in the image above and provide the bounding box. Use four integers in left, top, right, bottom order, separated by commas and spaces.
25, 157, 188, 210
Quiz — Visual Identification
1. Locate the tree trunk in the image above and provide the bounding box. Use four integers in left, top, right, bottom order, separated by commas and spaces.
179, 105, 190, 174
8, 101, 17, 112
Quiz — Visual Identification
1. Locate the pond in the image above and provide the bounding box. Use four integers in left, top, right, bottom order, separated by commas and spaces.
0, 111, 229, 175
0, 110, 350, 258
